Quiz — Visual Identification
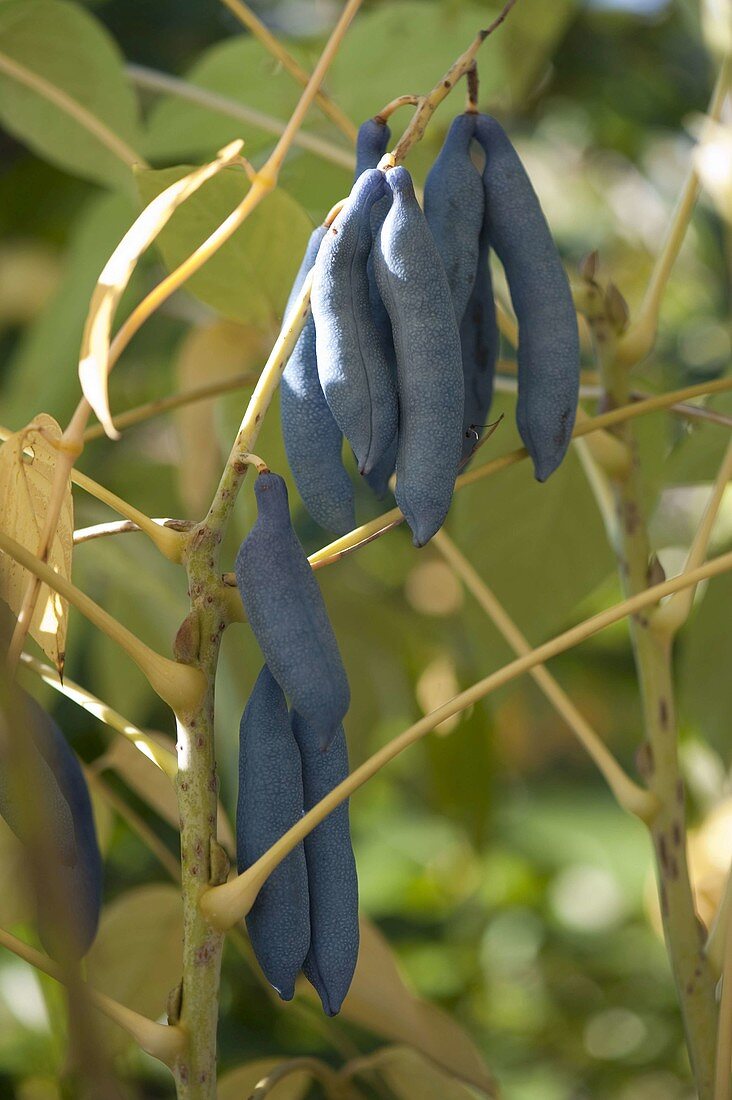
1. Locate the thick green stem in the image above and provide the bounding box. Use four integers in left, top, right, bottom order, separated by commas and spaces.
170, 543, 230, 1100
597, 327, 718, 1096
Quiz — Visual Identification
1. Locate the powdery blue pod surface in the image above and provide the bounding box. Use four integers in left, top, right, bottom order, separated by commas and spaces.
460, 226, 499, 464
291, 712, 358, 1016
424, 113, 485, 324
235, 472, 350, 748
281, 226, 356, 536
0, 690, 103, 959
312, 170, 398, 475
373, 166, 464, 547
236, 666, 310, 1000
474, 114, 580, 481
354, 116, 390, 178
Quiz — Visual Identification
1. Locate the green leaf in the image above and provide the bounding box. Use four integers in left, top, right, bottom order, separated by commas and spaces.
143, 36, 322, 163
1, 190, 136, 430
327, 2, 508, 125
136, 166, 312, 325
356, 1045, 493, 1100
0, 0, 143, 189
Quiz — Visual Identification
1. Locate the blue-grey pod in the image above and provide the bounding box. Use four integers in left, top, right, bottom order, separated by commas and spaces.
236, 666, 310, 1000
355, 117, 391, 178
312, 170, 398, 475
291, 712, 358, 1016
364, 433, 397, 499
0, 690, 103, 959
235, 472, 350, 747
281, 227, 356, 536
474, 114, 580, 481
460, 225, 499, 464
424, 113, 485, 324
373, 166, 464, 547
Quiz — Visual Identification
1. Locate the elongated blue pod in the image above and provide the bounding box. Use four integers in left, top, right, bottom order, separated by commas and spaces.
236, 666, 310, 1000
235, 472, 350, 748
474, 114, 580, 481
460, 225, 499, 464
355, 117, 390, 178
0, 690, 103, 959
291, 712, 358, 1016
281, 226, 355, 536
312, 170, 398, 475
373, 166, 463, 546
424, 113, 485, 324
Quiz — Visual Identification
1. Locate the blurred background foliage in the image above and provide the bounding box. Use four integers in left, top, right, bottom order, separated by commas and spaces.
0, 0, 731, 1097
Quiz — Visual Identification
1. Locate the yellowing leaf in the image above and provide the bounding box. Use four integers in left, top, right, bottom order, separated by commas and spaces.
330, 919, 496, 1095
0, 414, 72, 672
86, 884, 183, 1056
350, 1046, 490, 1100
175, 319, 271, 515
79, 140, 244, 440
217, 1058, 311, 1100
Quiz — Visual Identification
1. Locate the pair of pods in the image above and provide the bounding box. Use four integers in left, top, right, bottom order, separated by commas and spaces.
425, 112, 580, 479
235, 471, 349, 751
236, 664, 358, 1014
0, 688, 103, 959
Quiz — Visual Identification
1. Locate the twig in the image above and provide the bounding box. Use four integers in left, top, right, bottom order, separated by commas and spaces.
126, 65, 355, 172
218, 0, 357, 140
715, 910, 732, 1100
201, 546, 732, 931
375, 94, 421, 122
431, 530, 656, 820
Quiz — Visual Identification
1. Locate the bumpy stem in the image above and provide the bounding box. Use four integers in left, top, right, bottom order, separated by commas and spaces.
170, 574, 230, 1099
596, 327, 718, 1096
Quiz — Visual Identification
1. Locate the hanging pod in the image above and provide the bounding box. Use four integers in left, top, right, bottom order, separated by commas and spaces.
311, 169, 399, 475
0, 689, 103, 959
355, 116, 391, 178
235, 472, 350, 749
460, 223, 500, 464
280, 226, 356, 536
424, 112, 485, 325
291, 712, 358, 1017
236, 665, 310, 1000
474, 114, 580, 481
373, 166, 464, 547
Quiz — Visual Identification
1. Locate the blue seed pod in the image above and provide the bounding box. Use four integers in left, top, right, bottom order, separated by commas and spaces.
235, 472, 350, 748
364, 433, 397, 499
373, 166, 464, 547
312, 170, 398, 475
0, 690, 103, 959
424, 113, 485, 324
291, 712, 358, 1016
236, 666, 310, 1000
281, 226, 356, 536
460, 225, 499, 464
355, 117, 391, 178
474, 114, 580, 481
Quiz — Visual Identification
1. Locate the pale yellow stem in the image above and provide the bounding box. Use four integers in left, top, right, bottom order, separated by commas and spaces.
0, 530, 205, 715
0, 50, 144, 170
219, 0, 356, 140
431, 530, 656, 821
654, 436, 732, 635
